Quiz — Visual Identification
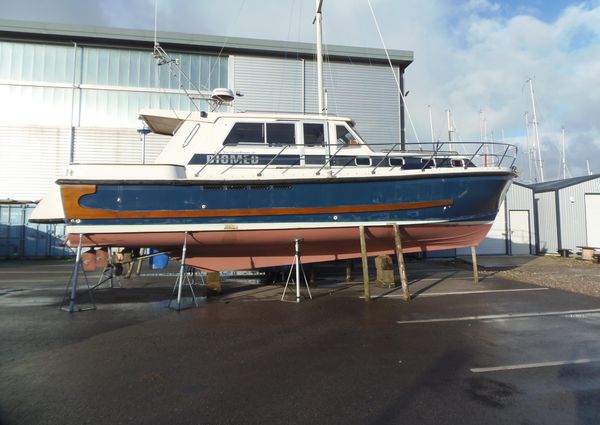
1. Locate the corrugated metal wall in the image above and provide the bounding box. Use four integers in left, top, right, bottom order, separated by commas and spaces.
0, 126, 70, 201
557, 177, 600, 251
232, 55, 401, 145
304, 60, 401, 145
232, 55, 303, 113
73, 127, 171, 164
506, 183, 535, 254
535, 191, 558, 254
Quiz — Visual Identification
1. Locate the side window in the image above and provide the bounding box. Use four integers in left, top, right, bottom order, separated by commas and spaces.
223, 123, 264, 145
303, 123, 325, 146
336, 125, 358, 145
266, 123, 295, 145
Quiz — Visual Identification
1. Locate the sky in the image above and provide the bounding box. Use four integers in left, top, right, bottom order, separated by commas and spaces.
1, 0, 600, 182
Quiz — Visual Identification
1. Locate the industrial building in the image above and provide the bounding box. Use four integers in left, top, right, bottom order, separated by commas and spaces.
0, 19, 412, 257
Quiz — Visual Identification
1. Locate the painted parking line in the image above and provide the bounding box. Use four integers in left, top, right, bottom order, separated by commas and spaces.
396, 308, 600, 324
362, 287, 547, 300
471, 358, 600, 373
366, 287, 547, 299
0, 271, 74, 274
7, 279, 57, 283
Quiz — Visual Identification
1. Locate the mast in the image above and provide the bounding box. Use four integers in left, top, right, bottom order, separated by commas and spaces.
428, 105, 434, 143
561, 126, 568, 180
315, 0, 325, 114
446, 109, 454, 151
524, 112, 535, 183
528, 78, 544, 182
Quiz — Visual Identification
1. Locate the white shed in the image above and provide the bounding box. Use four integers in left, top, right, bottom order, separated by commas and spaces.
532, 175, 600, 254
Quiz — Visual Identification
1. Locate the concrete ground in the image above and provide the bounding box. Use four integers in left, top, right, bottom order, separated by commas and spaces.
2, 258, 600, 424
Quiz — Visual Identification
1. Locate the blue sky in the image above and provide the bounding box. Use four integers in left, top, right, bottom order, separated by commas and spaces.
1, 0, 599, 180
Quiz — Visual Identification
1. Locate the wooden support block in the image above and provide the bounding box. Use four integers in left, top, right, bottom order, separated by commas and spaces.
206, 272, 222, 294
393, 224, 410, 301
375, 255, 395, 288
359, 226, 370, 302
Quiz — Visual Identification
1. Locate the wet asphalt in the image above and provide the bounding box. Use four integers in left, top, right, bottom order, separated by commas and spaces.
1, 259, 600, 424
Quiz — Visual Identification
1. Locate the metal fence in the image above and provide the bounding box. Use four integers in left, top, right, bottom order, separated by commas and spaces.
0, 203, 72, 258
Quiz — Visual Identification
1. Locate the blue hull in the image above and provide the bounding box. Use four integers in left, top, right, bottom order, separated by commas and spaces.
62, 172, 512, 227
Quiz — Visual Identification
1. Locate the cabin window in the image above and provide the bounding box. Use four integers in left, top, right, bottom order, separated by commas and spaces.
266, 123, 295, 145
389, 157, 405, 167
336, 125, 359, 145
355, 157, 371, 166
304, 123, 325, 146
223, 123, 264, 145
451, 159, 464, 168
421, 158, 436, 168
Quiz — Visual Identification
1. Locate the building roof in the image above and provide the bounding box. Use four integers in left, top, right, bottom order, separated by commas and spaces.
0, 19, 414, 67
530, 174, 600, 192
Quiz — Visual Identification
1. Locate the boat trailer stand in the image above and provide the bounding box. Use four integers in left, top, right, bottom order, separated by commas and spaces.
168, 232, 201, 311
60, 234, 97, 313
281, 238, 313, 303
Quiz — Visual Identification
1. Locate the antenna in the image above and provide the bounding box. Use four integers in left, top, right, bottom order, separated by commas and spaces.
154, 0, 158, 48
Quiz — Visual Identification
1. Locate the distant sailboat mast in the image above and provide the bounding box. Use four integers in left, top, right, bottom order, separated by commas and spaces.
527, 77, 544, 182
525, 111, 537, 183
446, 109, 454, 152
560, 126, 570, 180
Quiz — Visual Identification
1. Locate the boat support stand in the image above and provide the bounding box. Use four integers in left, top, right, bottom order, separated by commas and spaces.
360, 225, 412, 302
59, 234, 97, 313
168, 232, 200, 311
471, 246, 479, 284
281, 238, 312, 303
91, 248, 120, 291
393, 224, 411, 301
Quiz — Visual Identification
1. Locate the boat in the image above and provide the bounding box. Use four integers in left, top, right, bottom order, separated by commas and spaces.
30, 2, 517, 272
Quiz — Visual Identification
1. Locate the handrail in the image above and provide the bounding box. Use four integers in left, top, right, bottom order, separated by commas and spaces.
371, 142, 401, 174
467, 143, 485, 166
190, 140, 519, 177
315, 144, 347, 176
257, 145, 290, 177
194, 145, 228, 176
421, 141, 444, 171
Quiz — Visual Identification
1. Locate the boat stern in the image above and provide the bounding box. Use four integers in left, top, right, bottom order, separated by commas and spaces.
29, 184, 65, 224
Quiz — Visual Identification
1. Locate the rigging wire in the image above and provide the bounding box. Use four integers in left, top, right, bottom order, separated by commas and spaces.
366, 0, 421, 147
